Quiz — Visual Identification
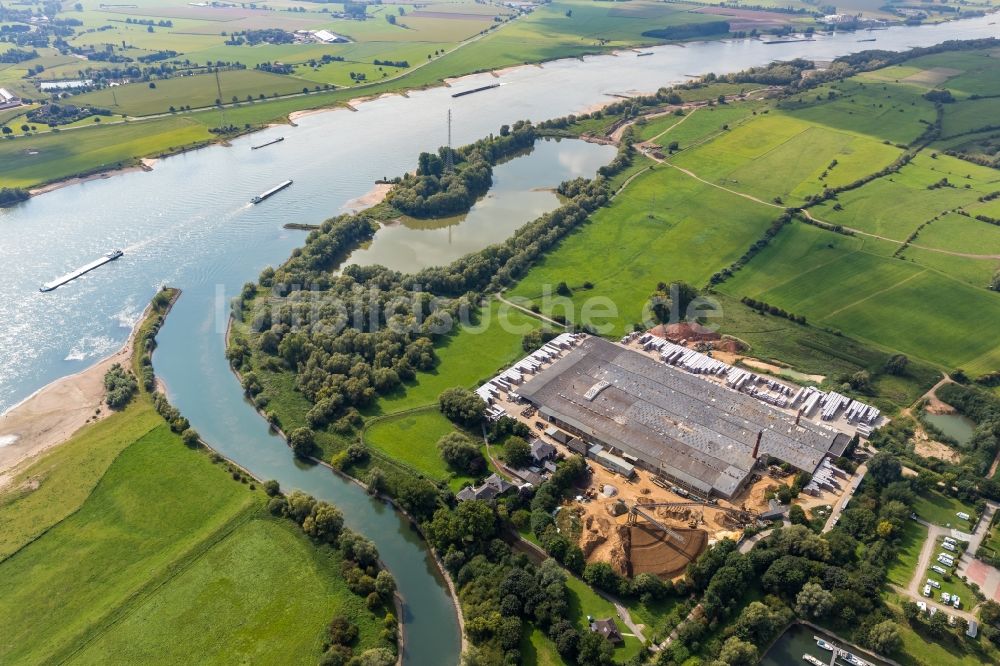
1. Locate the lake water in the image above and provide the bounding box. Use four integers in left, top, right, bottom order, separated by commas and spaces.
924, 412, 978, 446
2, 15, 998, 665
343, 138, 616, 273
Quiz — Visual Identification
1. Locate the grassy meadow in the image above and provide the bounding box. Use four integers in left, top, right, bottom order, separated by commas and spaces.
0, 294, 388, 663
506, 164, 780, 336
669, 111, 904, 206
0, 410, 386, 664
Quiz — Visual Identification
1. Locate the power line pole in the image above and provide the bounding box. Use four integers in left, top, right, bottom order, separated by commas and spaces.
445, 109, 454, 173
215, 69, 224, 127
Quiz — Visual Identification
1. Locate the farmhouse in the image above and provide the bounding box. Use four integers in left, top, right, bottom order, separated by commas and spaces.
516, 337, 845, 500
590, 618, 624, 644
0, 88, 21, 110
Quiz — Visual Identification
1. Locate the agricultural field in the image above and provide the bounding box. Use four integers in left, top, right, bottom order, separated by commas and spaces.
71, 69, 316, 116
808, 153, 1000, 241
0, 115, 212, 187
506, 164, 780, 336
718, 221, 1000, 373
941, 97, 1000, 138
635, 101, 764, 147
669, 112, 904, 206
0, 408, 386, 664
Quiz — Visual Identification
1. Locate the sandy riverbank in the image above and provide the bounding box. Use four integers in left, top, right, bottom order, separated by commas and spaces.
27, 158, 157, 197
342, 183, 392, 212
0, 310, 145, 489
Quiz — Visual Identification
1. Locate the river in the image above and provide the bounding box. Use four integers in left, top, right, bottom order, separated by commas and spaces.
1, 15, 997, 665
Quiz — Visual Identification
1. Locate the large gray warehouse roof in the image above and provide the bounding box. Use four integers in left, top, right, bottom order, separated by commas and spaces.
518, 337, 839, 497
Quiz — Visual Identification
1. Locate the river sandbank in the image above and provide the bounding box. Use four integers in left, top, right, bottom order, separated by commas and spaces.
0, 307, 145, 489
343, 183, 392, 212
27, 158, 157, 197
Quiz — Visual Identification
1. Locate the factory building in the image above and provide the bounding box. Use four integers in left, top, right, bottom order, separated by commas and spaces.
517, 337, 848, 500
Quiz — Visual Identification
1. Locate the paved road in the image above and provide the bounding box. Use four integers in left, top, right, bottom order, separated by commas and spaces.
959, 502, 997, 574
907, 520, 948, 597
822, 461, 868, 533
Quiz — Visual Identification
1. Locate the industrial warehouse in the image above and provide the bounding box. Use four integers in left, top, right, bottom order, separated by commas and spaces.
491, 335, 855, 500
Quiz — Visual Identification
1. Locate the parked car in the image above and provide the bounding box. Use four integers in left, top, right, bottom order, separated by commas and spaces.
953, 596, 961, 608
942, 592, 952, 604
923, 584, 932, 597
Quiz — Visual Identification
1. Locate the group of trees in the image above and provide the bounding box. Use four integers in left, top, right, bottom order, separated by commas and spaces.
739, 296, 807, 325
27, 102, 111, 127
225, 28, 295, 46
641, 21, 730, 41
103, 363, 137, 409
386, 121, 536, 218
437, 431, 486, 475
0, 187, 29, 206
426, 498, 617, 665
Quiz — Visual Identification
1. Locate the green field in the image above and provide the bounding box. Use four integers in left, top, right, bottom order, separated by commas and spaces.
941, 97, 1000, 138
507, 165, 779, 335
718, 221, 1000, 373
636, 102, 763, 148
69, 516, 378, 664
887, 520, 929, 588
782, 78, 938, 145
913, 212, 1000, 256
0, 384, 384, 665
911, 491, 975, 529
0, 401, 162, 559
670, 112, 903, 206
0, 116, 212, 187
809, 154, 1000, 241
72, 69, 317, 116
371, 300, 542, 416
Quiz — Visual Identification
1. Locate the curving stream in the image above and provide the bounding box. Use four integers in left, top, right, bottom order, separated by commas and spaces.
1, 15, 998, 665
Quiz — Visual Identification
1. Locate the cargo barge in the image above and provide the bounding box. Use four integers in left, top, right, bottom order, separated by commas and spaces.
250, 179, 293, 204
251, 137, 284, 150
40, 249, 123, 292
451, 83, 500, 98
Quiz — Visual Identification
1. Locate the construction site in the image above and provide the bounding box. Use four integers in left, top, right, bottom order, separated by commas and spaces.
479, 331, 862, 578
566, 452, 813, 578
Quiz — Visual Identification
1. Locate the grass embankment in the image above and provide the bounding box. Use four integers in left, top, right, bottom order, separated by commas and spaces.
0, 291, 386, 664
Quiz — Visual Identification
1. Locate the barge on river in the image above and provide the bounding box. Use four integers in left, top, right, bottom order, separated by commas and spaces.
251, 137, 284, 150
250, 179, 293, 204
40, 249, 123, 292
451, 83, 500, 98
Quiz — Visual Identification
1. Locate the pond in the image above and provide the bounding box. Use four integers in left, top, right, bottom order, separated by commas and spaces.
924, 412, 977, 447
342, 138, 616, 273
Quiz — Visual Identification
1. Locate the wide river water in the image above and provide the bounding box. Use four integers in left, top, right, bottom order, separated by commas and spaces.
1, 15, 997, 664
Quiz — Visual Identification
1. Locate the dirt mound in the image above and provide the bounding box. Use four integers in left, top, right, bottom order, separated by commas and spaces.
609, 525, 631, 576
626, 525, 707, 579
650, 322, 720, 343
581, 514, 610, 557
717, 336, 748, 353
